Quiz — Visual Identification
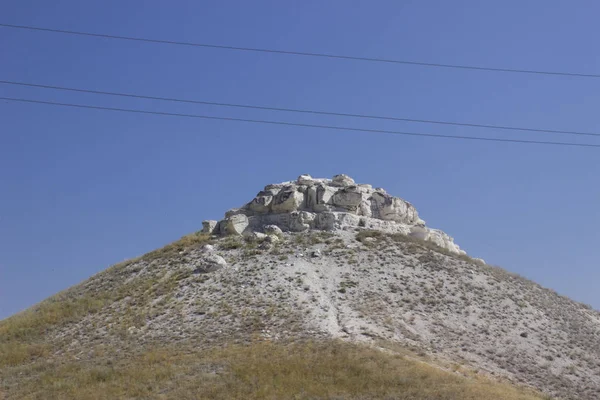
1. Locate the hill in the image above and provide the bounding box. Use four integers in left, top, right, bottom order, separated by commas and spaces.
2, 174, 598, 399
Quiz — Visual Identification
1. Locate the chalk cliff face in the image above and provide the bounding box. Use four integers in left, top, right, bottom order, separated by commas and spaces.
202, 174, 466, 255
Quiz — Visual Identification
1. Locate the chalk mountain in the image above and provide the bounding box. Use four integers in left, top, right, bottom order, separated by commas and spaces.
1, 174, 598, 400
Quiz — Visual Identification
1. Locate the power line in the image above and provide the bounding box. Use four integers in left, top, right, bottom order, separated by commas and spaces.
2, 96, 599, 148
2, 79, 598, 138
1, 22, 599, 79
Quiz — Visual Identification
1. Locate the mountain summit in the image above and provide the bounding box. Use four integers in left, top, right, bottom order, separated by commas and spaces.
203, 174, 468, 256
1, 174, 598, 399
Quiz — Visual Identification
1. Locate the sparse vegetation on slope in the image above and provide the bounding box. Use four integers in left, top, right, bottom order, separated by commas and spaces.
2, 228, 598, 399
0, 232, 212, 367
0, 292, 110, 367
141, 231, 213, 262
1, 339, 549, 400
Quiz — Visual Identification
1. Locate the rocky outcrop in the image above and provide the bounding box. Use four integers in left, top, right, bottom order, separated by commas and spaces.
202, 174, 467, 255
221, 214, 249, 236
192, 252, 227, 273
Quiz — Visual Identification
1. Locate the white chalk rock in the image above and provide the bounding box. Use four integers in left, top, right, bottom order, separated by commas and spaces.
263, 224, 283, 236
331, 174, 355, 187
297, 174, 315, 185
201, 220, 218, 234
271, 187, 304, 213
332, 186, 363, 209
207, 173, 471, 256
194, 253, 227, 273
223, 214, 249, 235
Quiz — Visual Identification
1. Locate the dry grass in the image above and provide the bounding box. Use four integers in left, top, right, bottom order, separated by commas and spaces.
0, 232, 214, 368
141, 231, 213, 262
1, 340, 550, 400
0, 230, 567, 399
356, 230, 483, 265
0, 293, 110, 367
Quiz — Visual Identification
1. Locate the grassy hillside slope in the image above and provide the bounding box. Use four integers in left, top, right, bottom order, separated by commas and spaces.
2, 230, 596, 399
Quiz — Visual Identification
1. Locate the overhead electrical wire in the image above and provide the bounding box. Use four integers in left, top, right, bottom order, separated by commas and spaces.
2, 96, 599, 148
1, 79, 598, 138
1, 23, 600, 79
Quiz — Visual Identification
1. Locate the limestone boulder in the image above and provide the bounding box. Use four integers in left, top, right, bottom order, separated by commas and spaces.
311, 184, 337, 212
248, 190, 274, 214
331, 174, 355, 187
412, 228, 465, 256
247, 231, 267, 240
265, 234, 280, 244
358, 199, 372, 217
263, 224, 283, 236
263, 184, 283, 195
225, 208, 245, 218
223, 214, 249, 235
315, 212, 337, 230
290, 211, 316, 232
194, 253, 227, 273
409, 226, 428, 241
336, 213, 361, 229
201, 244, 215, 252
426, 229, 451, 250
201, 220, 218, 234
297, 174, 315, 185
271, 187, 304, 213
371, 192, 419, 224
332, 186, 363, 209
305, 185, 318, 210
259, 233, 280, 249
296, 185, 309, 194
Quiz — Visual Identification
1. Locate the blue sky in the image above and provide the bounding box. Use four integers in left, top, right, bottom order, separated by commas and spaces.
1, 1, 600, 319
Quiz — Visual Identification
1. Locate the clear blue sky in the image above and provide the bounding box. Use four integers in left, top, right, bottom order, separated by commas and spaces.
2, 1, 600, 319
